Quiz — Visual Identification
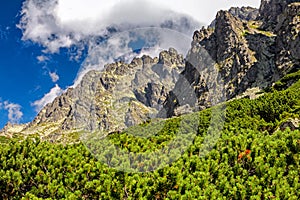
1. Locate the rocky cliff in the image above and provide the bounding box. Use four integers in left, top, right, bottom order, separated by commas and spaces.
162, 0, 300, 117
258, 0, 300, 30
1, 48, 184, 140
209, 6, 259, 27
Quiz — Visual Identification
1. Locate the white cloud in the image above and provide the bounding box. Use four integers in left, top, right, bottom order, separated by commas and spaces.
0, 101, 23, 123
18, 0, 202, 53
49, 71, 59, 82
157, 0, 260, 24
31, 84, 64, 112
37, 55, 49, 63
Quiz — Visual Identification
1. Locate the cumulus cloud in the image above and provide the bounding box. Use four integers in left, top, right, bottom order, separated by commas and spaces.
0, 100, 23, 123
4, 102, 23, 123
18, 0, 201, 52
49, 71, 59, 82
31, 84, 64, 112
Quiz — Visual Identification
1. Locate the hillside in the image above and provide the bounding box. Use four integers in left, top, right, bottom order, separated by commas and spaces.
0, 66, 299, 199
0, 0, 300, 199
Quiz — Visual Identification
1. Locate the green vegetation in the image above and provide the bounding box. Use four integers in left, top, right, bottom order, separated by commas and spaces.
248, 21, 260, 30
242, 21, 276, 37
272, 69, 300, 91
1, 70, 300, 199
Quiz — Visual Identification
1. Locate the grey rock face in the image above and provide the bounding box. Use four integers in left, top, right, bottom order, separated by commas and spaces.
228, 6, 259, 21
209, 6, 259, 28
163, 10, 258, 117
30, 88, 74, 128
258, 0, 300, 30
24, 48, 185, 137
275, 2, 300, 74
162, 1, 300, 117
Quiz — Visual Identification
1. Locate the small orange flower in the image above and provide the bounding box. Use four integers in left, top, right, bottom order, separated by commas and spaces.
245, 149, 251, 155
238, 149, 251, 161
238, 153, 244, 161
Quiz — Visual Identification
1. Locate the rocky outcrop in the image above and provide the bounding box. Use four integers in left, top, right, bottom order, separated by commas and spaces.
210, 6, 259, 27
21, 48, 184, 138
258, 0, 300, 30
30, 88, 74, 128
0, 122, 27, 138
162, 10, 262, 117
228, 6, 259, 21
162, 1, 300, 117
279, 118, 300, 131
275, 2, 300, 74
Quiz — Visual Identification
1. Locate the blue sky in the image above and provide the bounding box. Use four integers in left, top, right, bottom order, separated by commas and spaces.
0, 0, 82, 128
0, 0, 260, 129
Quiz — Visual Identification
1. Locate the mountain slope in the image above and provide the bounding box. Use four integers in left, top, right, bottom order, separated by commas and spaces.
1, 64, 299, 199
1, 0, 300, 143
